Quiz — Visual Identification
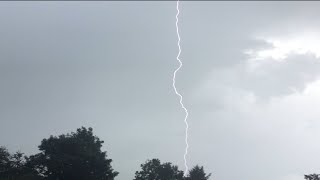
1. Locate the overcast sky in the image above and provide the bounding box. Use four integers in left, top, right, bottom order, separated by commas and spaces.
1, 2, 320, 180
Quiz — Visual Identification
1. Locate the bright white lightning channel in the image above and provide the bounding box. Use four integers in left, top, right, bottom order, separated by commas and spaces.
173, 0, 189, 176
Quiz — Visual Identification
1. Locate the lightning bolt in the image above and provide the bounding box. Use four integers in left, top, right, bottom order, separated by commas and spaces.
173, 0, 189, 176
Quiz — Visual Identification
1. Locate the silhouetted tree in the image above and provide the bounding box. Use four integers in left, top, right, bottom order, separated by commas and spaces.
0, 146, 42, 180
0, 146, 10, 179
185, 165, 211, 180
134, 159, 184, 180
305, 174, 320, 180
29, 127, 118, 180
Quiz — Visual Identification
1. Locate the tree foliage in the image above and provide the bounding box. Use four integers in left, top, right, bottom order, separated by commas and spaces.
134, 159, 184, 180
305, 174, 320, 180
0, 146, 10, 178
0, 146, 41, 180
29, 127, 118, 180
1, 126, 217, 180
185, 165, 211, 180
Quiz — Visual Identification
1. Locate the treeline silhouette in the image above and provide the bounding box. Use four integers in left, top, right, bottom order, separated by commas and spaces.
0, 127, 211, 180
0, 127, 317, 180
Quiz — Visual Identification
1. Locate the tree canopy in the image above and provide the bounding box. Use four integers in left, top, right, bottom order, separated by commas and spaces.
1, 126, 215, 180
134, 159, 184, 180
0, 146, 41, 180
3, 126, 320, 180
28, 127, 118, 180
305, 174, 320, 180
185, 165, 211, 180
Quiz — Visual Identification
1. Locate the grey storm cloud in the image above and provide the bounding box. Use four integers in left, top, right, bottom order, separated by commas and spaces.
2, 2, 320, 180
